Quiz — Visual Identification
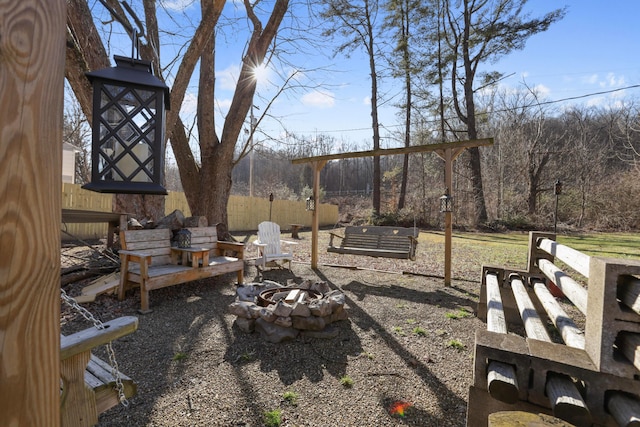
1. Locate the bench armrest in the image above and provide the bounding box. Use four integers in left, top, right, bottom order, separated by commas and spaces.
216, 241, 244, 259
61, 316, 138, 360
328, 232, 344, 247
119, 249, 153, 265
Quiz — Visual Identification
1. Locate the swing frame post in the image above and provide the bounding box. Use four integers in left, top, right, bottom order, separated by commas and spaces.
1, 1, 66, 424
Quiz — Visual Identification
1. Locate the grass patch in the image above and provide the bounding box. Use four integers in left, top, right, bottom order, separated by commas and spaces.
412, 327, 427, 336
447, 339, 464, 350
393, 326, 406, 336
340, 375, 354, 388
283, 390, 299, 405
172, 352, 188, 361
446, 308, 471, 320
406, 318, 417, 324
264, 409, 282, 427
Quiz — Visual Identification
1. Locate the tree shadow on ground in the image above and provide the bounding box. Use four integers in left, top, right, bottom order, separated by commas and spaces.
223, 319, 363, 386
342, 280, 476, 311
314, 270, 469, 426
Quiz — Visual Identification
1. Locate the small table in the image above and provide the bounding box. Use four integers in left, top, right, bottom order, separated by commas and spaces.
171, 247, 210, 267
290, 224, 304, 239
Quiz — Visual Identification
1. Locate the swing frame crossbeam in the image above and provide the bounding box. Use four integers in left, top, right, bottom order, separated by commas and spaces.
291, 138, 493, 285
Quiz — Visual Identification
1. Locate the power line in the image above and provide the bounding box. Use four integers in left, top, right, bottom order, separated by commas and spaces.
292, 84, 640, 135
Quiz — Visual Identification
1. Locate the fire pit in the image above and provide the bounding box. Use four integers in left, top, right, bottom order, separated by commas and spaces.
257, 287, 323, 307
228, 280, 349, 343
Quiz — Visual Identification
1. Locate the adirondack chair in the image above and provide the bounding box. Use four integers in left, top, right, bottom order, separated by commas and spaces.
252, 221, 298, 272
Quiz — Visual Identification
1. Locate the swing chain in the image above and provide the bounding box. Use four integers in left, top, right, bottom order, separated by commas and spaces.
61, 289, 129, 407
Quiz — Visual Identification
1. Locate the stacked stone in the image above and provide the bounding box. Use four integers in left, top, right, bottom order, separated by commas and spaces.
228, 280, 349, 343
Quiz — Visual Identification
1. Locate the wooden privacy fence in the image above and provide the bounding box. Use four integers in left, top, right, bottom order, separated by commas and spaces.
61, 183, 338, 240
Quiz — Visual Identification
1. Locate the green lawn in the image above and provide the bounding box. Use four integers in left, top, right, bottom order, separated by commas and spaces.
422, 230, 640, 270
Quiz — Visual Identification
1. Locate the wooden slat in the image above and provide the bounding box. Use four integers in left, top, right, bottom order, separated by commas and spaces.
607, 392, 640, 427
485, 272, 519, 403
546, 373, 591, 427
618, 275, 640, 316
532, 280, 585, 349
538, 259, 588, 315
510, 275, 551, 342
619, 332, 640, 372
509, 275, 590, 425
538, 238, 591, 278
486, 272, 507, 334
60, 317, 139, 360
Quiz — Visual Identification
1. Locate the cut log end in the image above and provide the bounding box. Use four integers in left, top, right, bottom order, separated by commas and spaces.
487, 361, 519, 404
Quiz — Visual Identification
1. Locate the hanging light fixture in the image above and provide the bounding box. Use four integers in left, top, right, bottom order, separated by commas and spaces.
82, 56, 170, 195
82, 2, 170, 195
306, 195, 316, 212
439, 191, 453, 213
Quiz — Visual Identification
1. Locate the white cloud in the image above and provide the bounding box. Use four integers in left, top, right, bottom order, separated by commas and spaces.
218, 64, 241, 91
160, 0, 196, 12
533, 84, 551, 98
606, 72, 625, 87
363, 96, 371, 106
302, 90, 335, 108
180, 92, 198, 116
584, 74, 599, 85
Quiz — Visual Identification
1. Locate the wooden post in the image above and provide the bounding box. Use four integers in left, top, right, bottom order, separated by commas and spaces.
0, 1, 66, 425
310, 160, 326, 269
444, 148, 453, 286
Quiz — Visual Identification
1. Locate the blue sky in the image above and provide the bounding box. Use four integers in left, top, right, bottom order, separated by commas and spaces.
93, 1, 640, 153
246, 1, 640, 150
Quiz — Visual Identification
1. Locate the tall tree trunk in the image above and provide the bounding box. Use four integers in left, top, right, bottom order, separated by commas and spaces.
367, 2, 381, 216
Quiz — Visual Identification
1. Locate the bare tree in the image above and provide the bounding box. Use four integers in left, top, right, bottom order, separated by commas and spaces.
65, 0, 299, 225
440, 0, 566, 225
321, 0, 385, 216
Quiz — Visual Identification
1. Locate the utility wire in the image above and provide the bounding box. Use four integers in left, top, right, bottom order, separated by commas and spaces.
294, 84, 640, 135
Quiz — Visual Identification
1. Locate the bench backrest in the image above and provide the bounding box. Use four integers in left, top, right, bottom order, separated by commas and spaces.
186, 226, 218, 249
526, 231, 640, 376
121, 228, 173, 265
342, 226, 418, 251
120, 227, 220, 266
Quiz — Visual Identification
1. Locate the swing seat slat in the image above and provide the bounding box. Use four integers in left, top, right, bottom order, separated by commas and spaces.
61, 316, 138, 427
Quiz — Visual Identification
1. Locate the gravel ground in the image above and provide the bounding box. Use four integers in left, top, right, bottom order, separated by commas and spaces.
61, 229, 486, 427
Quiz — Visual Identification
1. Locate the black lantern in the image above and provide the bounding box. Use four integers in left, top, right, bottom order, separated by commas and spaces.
306, 196, 316, 212
439, 192, 453, 213
554, 180, 562, 195
83, 55, 170, 195
176, 228, 192, 248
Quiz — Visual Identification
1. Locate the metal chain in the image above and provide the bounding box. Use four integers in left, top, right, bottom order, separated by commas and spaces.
60, 289, 129, 407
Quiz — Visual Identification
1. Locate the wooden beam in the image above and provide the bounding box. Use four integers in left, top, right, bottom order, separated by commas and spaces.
310, 160, 326, 269
0, 1, 66, 425
485, 272, 519, 404
291, 138, 493, 164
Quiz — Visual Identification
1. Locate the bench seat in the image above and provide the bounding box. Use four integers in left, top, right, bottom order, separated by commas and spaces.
118, 226, 244, 313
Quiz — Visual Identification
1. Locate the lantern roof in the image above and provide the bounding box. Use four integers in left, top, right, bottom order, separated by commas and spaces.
86, 55, 170, 110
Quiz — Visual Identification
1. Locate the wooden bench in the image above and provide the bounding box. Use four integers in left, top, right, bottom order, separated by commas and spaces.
327, 226, 419, 260
60, 316, 138, 427
468, 231, 640, 427
118, 226, 245, 313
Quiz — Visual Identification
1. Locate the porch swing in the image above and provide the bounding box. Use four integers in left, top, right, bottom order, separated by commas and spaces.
60, 289, 138, 427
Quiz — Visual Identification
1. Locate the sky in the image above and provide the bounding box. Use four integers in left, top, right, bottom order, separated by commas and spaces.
92, 0, 640, 153
250, 0, 640, 150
